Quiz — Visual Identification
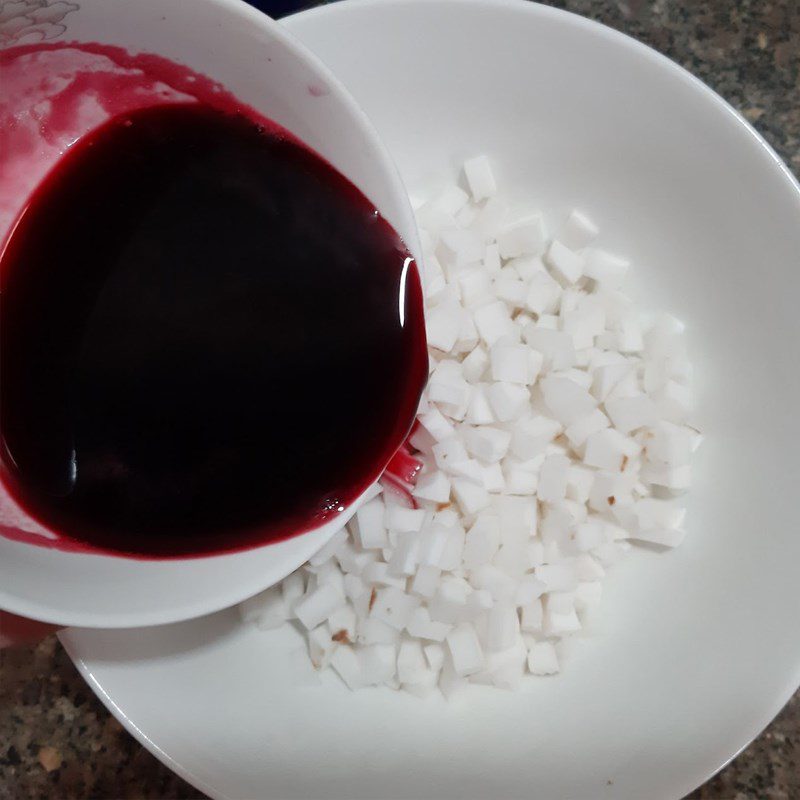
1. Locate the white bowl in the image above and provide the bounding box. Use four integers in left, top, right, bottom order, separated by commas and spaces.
0, 0, 420, 628
62, 1, 800, 798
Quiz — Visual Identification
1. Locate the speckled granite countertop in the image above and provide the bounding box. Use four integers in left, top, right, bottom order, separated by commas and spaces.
1, 1, 799, 798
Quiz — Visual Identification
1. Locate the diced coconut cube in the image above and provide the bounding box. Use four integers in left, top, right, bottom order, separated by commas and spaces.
490, 344, 537, 384
354, 498, 389, 550
527, 640, 559, 675
358, 643, 397, 685
463, 425, 512, 463
387, 532, 421, 576
645, 421, 694, 465
452, 477, 490, 515
413, 470, 451, 504
406, 607, 452, 642
562, 210, 599, 250
433, 184, 469, 216
632, 498, 686, 531
424, 642, 446, 672
308, 528, 348, 567
494, 273, 528, 307
509, 416, 561, 460
429, 363, 470, 407
418, 523, 454, 568
370, 587, 420, 631
463, 155, 497, 201
503, 460, 539, 495
327, 605, 357, 642
294, 582, 346, 630
470, 563, 517, 603
454, 314, 479, 354
497, 214, 547, 258
573, 519, 605, 551
520, 598, 544, 632
460, 588, 494, 622
439, 525, 466, 571
583, 429, 640, 471
486, 381, 530, 421
439, 227, 484, 268
483, 242, 502, 273
565, 408, 611, 448
281, 572, 305, 615
540, 376, 597, 425
515, 577, 546, 606
545, 239, 584, 285
616, 313, 644, 353
445, 455, 484, 484
358, 616, 400, 645
432, 438, 470, 471
344, 574, 367, 603
640, 463, 692, 491
411, 564, 441, 598
544, 594, 581, 635
523, 270, 561, 317
574, 553, 605, 582
537, 454, 570, 503
385, 506, 427, 533
653, 380, 693, 423
465, 384, 495, 425
511, 255, 545, 281
588, 471, 636, 513
397, 639, 430, 684
426, 298, 463, 352
534, 563, 578, 592
485, 605, 520, 651
429, 579, 470, 623
523, 326, 577, 372
473, 301, 515, 347
462, 346, 489, 384
463, 515, 501, 568
591, 361, 634, 402
308, 624, 338, 669
446, 622, 485, 676
418, 407, 456, 442
565, 465, 595, 504
330, 645, 363, 690
482, 461, 506, 492
604, 394, 659, 434
458, 266, 492, 307
584, 249, 629, 288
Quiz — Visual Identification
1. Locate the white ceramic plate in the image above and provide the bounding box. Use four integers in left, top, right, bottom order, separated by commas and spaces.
62, 1, 800, 797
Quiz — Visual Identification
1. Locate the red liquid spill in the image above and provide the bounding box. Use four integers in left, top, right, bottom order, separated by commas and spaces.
0, 46, 427, 558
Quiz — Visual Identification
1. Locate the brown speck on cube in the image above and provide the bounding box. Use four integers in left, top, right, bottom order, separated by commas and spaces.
607, 496, 616, 506
620, 455, 629, 471
437, 502, 452, 511
368, 587, 377, 612
331, 629, 351, 644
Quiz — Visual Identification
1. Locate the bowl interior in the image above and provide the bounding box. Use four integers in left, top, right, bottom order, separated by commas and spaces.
0, 0, 419, 627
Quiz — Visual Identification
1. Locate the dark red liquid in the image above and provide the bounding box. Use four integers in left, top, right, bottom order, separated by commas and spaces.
0, 103, 426, 557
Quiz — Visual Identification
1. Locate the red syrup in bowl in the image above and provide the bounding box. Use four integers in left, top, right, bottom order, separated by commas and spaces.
0, 54, 426, 558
